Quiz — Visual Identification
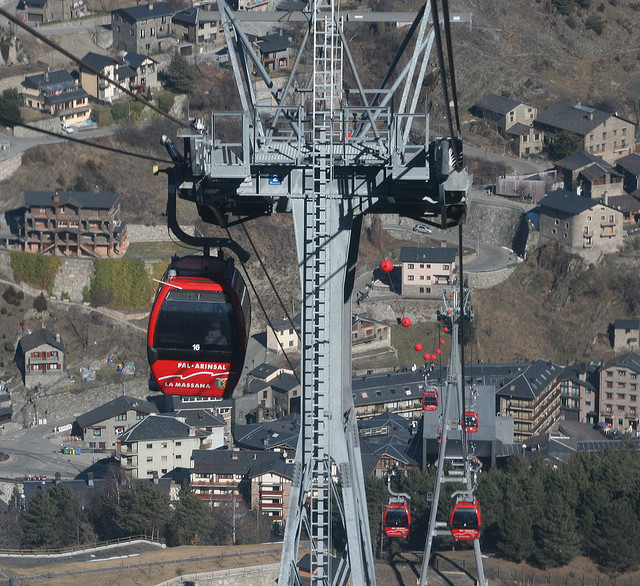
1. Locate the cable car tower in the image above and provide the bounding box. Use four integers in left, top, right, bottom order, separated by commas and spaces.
162, 0, 471, 582
419, 288, 486, 585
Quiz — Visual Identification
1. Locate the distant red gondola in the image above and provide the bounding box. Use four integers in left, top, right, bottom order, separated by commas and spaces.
383, 501, 411, 538
450, 498, 481, 541
422, 389, 439, 411
147, 255, 250, 399
462, 411, 479, 433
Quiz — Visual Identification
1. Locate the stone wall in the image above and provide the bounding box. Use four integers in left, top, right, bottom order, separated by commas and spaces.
0, 153, 22, 181
156, 563, 280, 586
13, 118, 60, 138
466, 263, 519, 289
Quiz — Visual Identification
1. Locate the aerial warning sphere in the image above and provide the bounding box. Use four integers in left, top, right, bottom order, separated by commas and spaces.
436, 348, 442, 355
431, 354, 437, 361
380, 260, 393, 273
447, 310, 452, 315
401, 317, 411, 327
414, 343, 423, 352
444, 326, 449, 333
440, 339, 445, 345
450, 292, 454, 298
423, 353, 431, 361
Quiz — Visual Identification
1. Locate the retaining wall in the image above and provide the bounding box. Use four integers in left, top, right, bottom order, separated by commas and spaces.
156, 563, 280, 586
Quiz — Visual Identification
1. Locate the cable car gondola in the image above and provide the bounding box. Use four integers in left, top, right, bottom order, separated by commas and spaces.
449, 498, 481, 541
422, 389, 439, 411
147, 255, 250, 399
462, 411, 479, 433
383, 500, 411, 538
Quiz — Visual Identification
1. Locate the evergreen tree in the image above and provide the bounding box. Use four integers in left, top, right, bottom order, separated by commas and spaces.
0, 486, 22, 548
165, 54, 196, 94
90, 466, 126, 540
168, 484, 214, 546
113, 481, 172, 540
547, 130, 581, 160
0, 88, 22, 123
48, 483, 77, 547
20, 488, 57, 548
496, 477, 533, 562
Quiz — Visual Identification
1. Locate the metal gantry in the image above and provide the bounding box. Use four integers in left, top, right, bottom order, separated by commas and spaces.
164, 0, 472, 583
419, 288, 485, 586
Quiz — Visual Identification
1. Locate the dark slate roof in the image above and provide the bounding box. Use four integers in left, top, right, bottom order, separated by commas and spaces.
603, 352, 640, 374
364, 437, 417, 467
270, 372, 299, 393
44, 88, 89, 106
557, 365, 597, 392
496, 358, 563, 399
248, 363, 281, 379
121, 51, 155, 69
24, 191, 120, 210
119, 414, 197, 442
17, 328, 64, 353
80, 52, 116, 71
118, 65, 137, 80
191, 448, 282, 474
616, 152, 640, 175
507, 122, 532, 136
21, 0, 47, 6
614, 319, 640, 330
554, 150, 607, 171
538, 189, 601, 216
608, 194, 640, 213
173, 409, 225, 428
172, 6, 217, 26
399, 246, 456, 264
247, 456, 294, 480
23, 69, 74, 90
580, 162, 622, 182
534, 101, 612, 137
76, 395, 158, 428
357, 411, 413, 443
472, 93, 523, 115
256, 33, 292, 54
352, 368, 426, 407
246, 378, 270, 395
233, 414, 300, 450
268, 314, 301, 333
352, 314, 388, 328
113, 2, 174, 22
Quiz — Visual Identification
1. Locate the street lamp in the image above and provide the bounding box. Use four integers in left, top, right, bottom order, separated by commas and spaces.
504, 137, 517, 157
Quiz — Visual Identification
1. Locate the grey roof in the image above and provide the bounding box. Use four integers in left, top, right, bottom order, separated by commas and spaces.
256, 33, 292, 54
534, 101, 613, 137
352, 368, 426, 407
399, 246, 456, 264
603, 351, 640, 374
270, 372, 299, 393
248, 363, 281, 379
20, 0, 47, 6
80, 52, 116, 71
247, 456, 294, 480
507, 122, 533, 136
119, 414, 197, 442
614, 319, 640, 330
364, 437, 418, 467
172, 5, 219, 26
44, 88, 89, 106
496, 358, 563, 399
17, 328, 64, 354
609, 194, 640, 213
579, 163, 622, 182
352, 314, 388, 328
557, 365, 597, 392
76, 395, 158, 428
233, 414, 299, 450
191, 448, 282, 474
174, 409, 225, 428
23, 69, 75, 90
616, 152, 640, 176
554, 150, 608, 171
118, 65, 136, 80
268, 314, 301, 333
121, 51, 155, 69
472, 93, 524, 115
357, 411, 413, 443
538, 189, 602, 216
113, 2, 174, 23
24, 190, 120, 210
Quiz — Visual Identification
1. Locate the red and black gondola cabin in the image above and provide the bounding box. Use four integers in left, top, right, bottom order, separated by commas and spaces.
463, 411, 479, 433
147, 256, 250, 399
383, 501, 411, 538
450, 499, 481, 541
422, 389, 439, 411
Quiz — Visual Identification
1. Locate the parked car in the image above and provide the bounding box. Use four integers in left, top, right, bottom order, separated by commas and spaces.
413, 224, 432, 234
60, 121, 74, 134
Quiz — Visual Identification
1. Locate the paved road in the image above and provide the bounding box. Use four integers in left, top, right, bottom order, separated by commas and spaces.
464, 142, 550, 176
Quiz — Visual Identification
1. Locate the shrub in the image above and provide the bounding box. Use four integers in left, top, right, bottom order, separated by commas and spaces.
552, 0, 575, 15
156, 93, 175, 114
2, 286, 23, 306
586, 14, 605, 34
89, 259, 155, 308
33, 293, 48, 313
10, 252, 63, 292
4, 342, 13, 353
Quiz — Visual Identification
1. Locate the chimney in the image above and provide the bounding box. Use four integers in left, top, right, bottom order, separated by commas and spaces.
148, 2, 153, 9
588, 112, 593, 121
53, 191, 60, 203
152, 470, 159, 484
44, 68, 49, 82
87, 472, 94, 487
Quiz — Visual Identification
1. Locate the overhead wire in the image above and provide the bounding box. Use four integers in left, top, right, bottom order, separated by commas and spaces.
0, 116, 173, 163
0, 6, 187, 128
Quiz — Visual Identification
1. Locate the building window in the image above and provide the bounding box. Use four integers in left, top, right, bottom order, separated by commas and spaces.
146, 443, 153, 449
408, 264, 414, 269
137, 412, 145, 419
115, 413, 127, 421
408, 275, 414, 281
161, 442, 167, 448
176, 441, 182, 446
140, 29, 145, 38
147, 456, 153, 462
161, 455, 167, 462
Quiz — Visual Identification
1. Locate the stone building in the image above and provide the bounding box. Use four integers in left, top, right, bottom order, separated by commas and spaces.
16, 328, 66, 390
599, 352, 640, 433
111, 2, 174, 54
399, 246, 456, 298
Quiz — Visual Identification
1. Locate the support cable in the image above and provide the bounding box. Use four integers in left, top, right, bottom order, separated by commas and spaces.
440, 0, 462, 136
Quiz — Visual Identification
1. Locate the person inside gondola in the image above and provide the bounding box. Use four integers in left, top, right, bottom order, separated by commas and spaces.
205, 321, 228, 349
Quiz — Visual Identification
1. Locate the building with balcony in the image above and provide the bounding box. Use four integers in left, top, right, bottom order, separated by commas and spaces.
556, 363, 599, 424
613, 319, 640, 353
15, 328, 66, 390
496, 359, 563, 442
172, 6, 221, 45
117, 413, 205, 479
112, 2, 174, 54
247, 458, 294, 522
79, 52, 118, 103
400, 246, 456, 298
22, 69, 91, 125
538, 189, 623, 263
553, 151, 624, 203
74, 395, 158, 452
22, 190, 128, 257
599, 352, 640, 433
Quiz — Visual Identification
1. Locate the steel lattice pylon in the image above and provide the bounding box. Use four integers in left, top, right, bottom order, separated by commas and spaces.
163, 0, 472, 583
